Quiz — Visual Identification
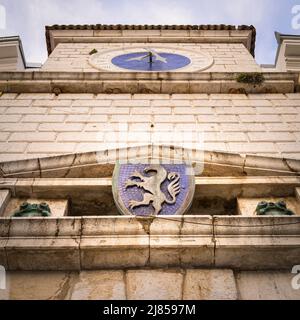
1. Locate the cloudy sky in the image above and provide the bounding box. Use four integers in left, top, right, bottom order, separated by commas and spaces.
0, 0, 299, 65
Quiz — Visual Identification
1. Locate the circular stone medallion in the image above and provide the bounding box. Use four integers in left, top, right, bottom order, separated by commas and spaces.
112, 163, 195, 216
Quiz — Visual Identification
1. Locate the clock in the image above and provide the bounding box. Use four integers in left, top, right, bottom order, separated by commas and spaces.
111, 50, 191, 71
89, 46, 214, 72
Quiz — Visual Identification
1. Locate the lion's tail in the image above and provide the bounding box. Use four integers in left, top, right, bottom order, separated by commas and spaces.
165, 172, 180, 204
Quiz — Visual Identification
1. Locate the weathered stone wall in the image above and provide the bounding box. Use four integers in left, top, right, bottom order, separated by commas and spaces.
42, 42, 260, 72
0, 269, 299, 300
1, 93, 300, 162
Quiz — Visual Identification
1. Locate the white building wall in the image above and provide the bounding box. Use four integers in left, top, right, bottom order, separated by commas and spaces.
42, 42, 261, 73
0, 92, 300, 163
0, 269, 299, 300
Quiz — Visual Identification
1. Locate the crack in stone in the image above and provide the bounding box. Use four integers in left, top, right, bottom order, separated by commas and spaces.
135, 217, 155, 267
63, 153, 78, 178
49, 219, 60, 247
37, 158, 42, 178
241, 155, 248, 176
50, 272, 72, 300
4, 218, 11, 271
30, 178, 34, 195
123, 270, 128, 300
179, 217, 184, 268
180, 268, 187, 300
233, 270, 242, 300
54, 219, 60, 238
212, 216, 217, 267
78, 217, 83, 271
282, 158, 300, 176
0, 166, 5, 178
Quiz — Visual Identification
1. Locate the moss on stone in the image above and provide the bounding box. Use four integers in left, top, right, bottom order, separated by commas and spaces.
236, 73, 265, 85
89, 49, 98, 55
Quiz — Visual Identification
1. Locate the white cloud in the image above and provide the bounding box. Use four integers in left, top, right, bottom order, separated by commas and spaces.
222, 0, 273, 24
116, 0, 194, 24
0, 0, 288, 64
21, 0, 106, 62
13, 0, 196, 62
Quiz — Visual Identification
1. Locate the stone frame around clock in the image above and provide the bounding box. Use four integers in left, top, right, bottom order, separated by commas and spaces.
88, 45, 214, 72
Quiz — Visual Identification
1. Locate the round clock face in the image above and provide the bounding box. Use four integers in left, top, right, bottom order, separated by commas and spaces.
111, 51, 191, 71
89, 46, 214, 72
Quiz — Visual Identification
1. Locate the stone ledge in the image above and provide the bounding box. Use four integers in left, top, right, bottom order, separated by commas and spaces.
0, 176, 300, 217
0, 148, 299, 178
0, 190, 10, 216
215, 237, 300, 269
0, 215, 299, 270
8, 217, 82, 237
0, 177, 300, 212
0, 72, 297, 94
5, 238, 80, 270
0, 71, 296, 81
1, 215, 297, 237
0, 80, 294, 94
214, 216, 300, 234
1, 269, 299, 300
2, 198, 69, 218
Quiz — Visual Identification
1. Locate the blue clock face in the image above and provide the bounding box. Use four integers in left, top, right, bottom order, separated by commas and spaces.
111, 50, 191, 71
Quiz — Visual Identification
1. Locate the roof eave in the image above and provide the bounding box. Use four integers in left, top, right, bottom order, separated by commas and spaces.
45, 24, 256, 57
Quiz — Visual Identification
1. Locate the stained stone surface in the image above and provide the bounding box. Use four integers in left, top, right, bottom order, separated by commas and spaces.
126, 269, 184, 300
0, 240, 7, 269
183, 269, 237, 300
5, 243, 80, 271
236, 271, 300, 300
0, 190, 10, 216
0, 271, 76, 300
70, 271, 126, 300
0, 269, 299, 300
2, 198, 69, 217
237, 197, 300, 216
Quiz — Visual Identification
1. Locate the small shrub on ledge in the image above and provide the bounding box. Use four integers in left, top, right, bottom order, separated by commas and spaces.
236, 73, 265, 85
89, 49, 98, 55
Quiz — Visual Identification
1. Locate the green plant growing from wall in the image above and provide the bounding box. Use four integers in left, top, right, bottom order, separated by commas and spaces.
236, 73, 265, 85
89, 49, 98, 55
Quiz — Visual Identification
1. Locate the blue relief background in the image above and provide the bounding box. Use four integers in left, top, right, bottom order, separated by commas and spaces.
111, 52, 191, 71
118, 164, 191, 216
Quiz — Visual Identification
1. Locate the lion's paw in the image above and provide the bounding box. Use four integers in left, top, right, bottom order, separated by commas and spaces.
128, 200, 139, 209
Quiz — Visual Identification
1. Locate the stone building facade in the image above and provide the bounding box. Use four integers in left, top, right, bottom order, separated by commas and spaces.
0, 25, 299, 300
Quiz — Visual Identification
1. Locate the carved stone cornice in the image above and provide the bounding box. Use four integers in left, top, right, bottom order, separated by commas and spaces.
45, 24, 256, 56
0, 215, 299, 270
0, 71, 297, 94
0, 147, 299, 178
